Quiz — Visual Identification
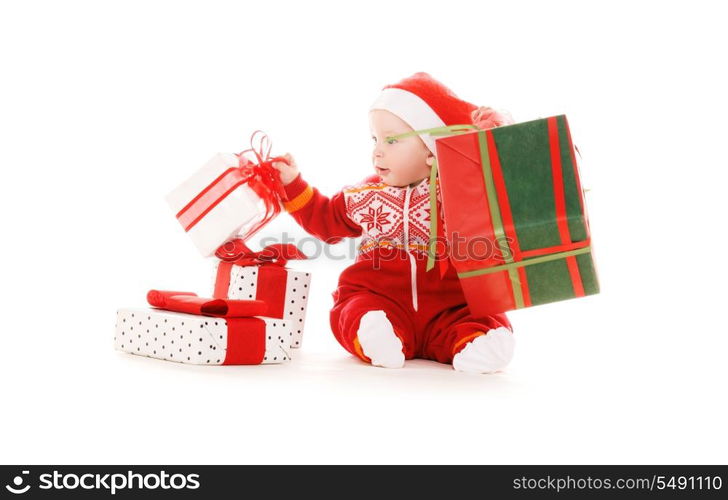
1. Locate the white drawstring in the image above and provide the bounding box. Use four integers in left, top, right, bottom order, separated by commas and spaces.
403, 185, 418, 311
407, 252, 418, 312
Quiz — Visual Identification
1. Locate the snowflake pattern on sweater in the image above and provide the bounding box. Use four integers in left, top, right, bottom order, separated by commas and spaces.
343, 177, 442, 256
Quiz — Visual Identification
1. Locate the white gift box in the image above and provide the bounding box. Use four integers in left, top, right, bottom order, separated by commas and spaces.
115, 308, 292, 365
212, 262, 311, 349
165, 153, 279, 257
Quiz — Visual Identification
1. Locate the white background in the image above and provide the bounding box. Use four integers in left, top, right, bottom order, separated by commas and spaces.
1, 0, 726, 465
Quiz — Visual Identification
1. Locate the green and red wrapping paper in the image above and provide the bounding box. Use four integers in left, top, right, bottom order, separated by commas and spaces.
434, 115, 599, 316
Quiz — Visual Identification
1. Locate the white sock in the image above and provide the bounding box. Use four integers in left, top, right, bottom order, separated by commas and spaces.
356, 310, 405, 369
452, 327, 515, 374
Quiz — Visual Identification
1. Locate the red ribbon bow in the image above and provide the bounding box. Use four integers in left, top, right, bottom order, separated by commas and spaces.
233, 130, 291, 242
146, 290, 270, 364
147, 290, 268, 317
215, 238, 308, 267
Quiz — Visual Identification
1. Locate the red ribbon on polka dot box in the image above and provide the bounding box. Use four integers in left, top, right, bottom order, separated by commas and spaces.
114, 291, 293, 365
212, 239, 311, 349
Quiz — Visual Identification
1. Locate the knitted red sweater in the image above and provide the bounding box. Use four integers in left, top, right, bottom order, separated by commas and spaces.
282, 173, 467, 314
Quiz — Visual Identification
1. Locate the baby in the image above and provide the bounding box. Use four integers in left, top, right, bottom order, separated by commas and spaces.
272, 72, 516, 373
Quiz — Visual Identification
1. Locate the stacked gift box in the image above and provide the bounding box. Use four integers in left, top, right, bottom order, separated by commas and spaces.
211, 238, 311, 349
114, 308, 292, 365
211, 242, 311, 348
115, 131, 311, 366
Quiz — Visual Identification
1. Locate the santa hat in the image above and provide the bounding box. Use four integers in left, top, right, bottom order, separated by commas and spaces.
369, 72, 478, 155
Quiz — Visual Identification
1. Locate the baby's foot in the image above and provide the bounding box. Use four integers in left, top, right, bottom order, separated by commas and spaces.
356, 310, 405, 368
452, 327, 515, 374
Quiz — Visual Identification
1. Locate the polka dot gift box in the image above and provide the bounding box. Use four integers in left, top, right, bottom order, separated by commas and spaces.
212, 239, 311, 349
114, 291, 292, 365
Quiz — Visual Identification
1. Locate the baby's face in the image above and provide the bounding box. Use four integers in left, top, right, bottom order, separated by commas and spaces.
369, 109, 433, 187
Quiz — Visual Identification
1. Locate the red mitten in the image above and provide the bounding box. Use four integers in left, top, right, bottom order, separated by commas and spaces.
471, 106, 515, 129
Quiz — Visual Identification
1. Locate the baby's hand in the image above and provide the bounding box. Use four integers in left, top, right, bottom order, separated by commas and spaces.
272, 153, 300, 186
471, 106, 515, 129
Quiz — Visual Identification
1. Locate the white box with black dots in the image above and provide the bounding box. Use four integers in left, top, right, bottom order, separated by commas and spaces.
114, 308, 292, 365
212, 263, 311, 349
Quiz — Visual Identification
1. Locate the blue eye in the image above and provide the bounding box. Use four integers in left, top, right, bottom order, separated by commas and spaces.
386, 138, 397, 144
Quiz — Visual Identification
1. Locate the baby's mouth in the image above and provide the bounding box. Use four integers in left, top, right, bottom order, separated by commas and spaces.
375, 166, 389, 175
